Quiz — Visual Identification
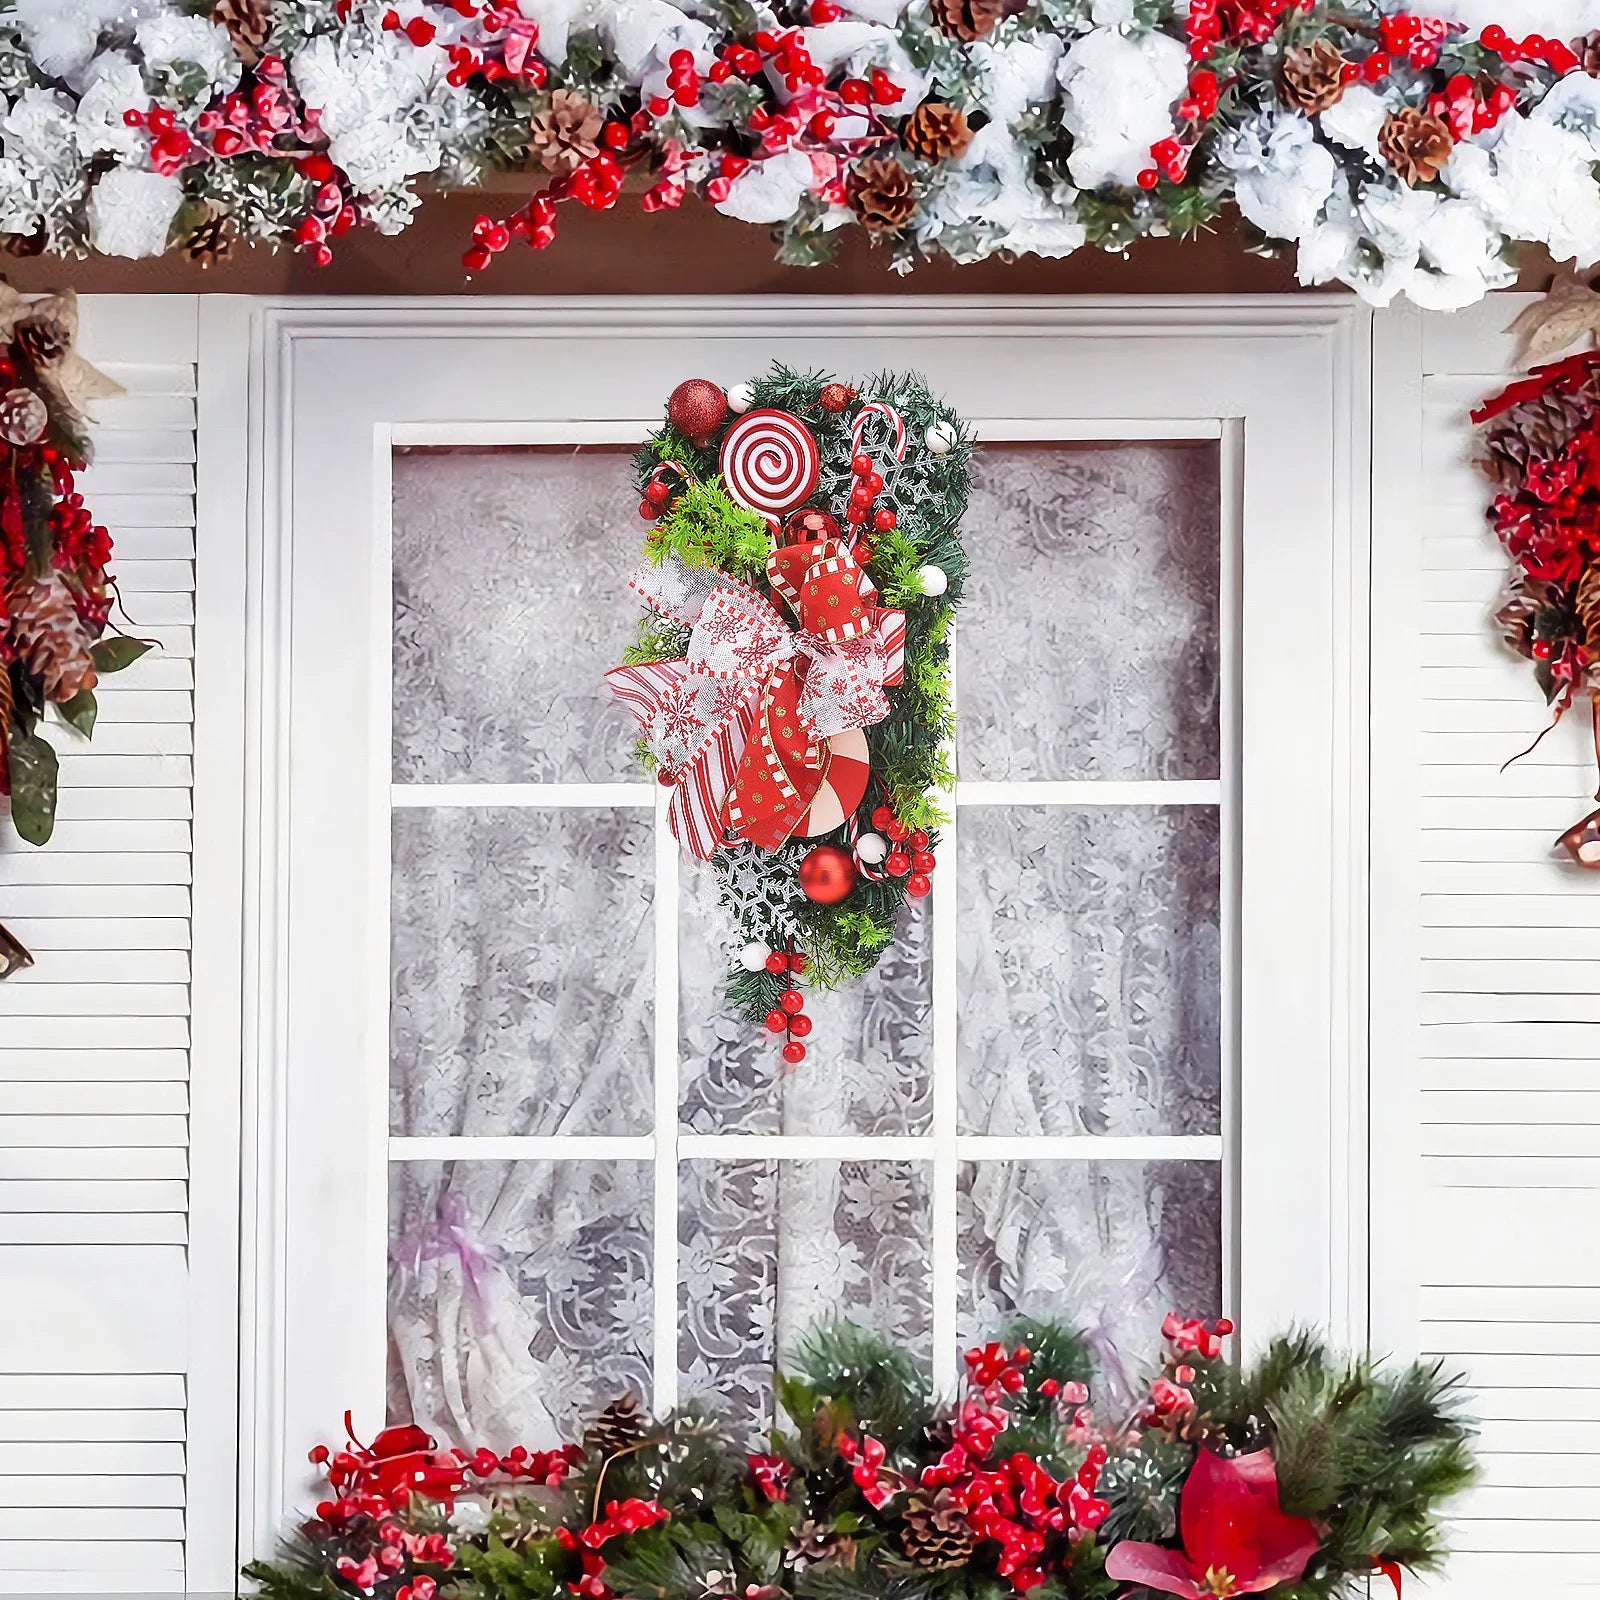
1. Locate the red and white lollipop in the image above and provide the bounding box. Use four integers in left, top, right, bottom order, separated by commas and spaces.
720, 408, 820, 520
799, 727, 871, 836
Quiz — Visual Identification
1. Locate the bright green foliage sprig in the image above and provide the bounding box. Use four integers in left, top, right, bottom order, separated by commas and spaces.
650, 479, 771, 582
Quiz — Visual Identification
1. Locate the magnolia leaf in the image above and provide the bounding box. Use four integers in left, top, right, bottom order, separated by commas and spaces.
56, 688, 96, 738
8, 728, 57, 845
90, 635, 153, 675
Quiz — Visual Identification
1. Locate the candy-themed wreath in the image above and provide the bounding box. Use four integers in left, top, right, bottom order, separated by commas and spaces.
0, 286, 144, 978
1, 1, 1600, 303
1473, 335, 1600, 867
244, 1313, 1475, 1600
606, 367, 967, 1061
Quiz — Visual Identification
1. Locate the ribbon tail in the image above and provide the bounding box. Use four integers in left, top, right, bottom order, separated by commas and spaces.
1376, 1560, 1403, 1597
722, 665, 829, 850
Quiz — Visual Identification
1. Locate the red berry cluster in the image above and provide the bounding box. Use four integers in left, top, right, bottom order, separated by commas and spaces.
871, 805, 935, 898
637, 464, 686, 522
1139, 1313, 1236, 1426
1475, 23, 1582, 75
845, 452, 898, 565
762, 945, 813, 1067
1184, 0, 1294, 56
557, 1498, 671, 1600
1428, 72, 1519, 138
839, 1343, 1111, 1593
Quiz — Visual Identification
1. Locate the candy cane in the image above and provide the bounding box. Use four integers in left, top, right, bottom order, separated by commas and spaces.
846, 813, 888, 882
850, 401, 907, 464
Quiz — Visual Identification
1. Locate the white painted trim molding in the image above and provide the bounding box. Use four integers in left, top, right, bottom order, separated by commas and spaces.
231, 295, 1374, 1565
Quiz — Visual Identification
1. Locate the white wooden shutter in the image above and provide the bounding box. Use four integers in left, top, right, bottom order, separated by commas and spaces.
1372, 301, 1600, 1599
0, 297, 198, 1594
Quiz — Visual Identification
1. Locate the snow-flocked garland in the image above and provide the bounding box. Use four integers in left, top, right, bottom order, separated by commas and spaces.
5, 1, 1600, 303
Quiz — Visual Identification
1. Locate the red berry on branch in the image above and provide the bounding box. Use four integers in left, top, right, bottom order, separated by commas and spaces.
912, 850, 936, 874
789, 951, 808, 975
908, 829, 928, 850
765, 950, 790, 975
872, 806, 894, 828
851, 452, 872, 476
1136, 168, 1159, 190
873, 508, 896, 531
780, 988, 805, 1014
885, 851, 910, 877
782, 1040, 807, 1065
765, 1009, 789, 1033
885, 818, 909, 842
906, 873, 931, 897
638, 499, 656, 519
789, 1012, 813, 1037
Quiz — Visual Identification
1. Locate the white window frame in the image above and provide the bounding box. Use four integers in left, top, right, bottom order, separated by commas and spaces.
211, 296, 1373, 1575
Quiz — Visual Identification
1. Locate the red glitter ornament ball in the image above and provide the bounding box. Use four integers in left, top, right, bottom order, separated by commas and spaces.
798, 844, 858, 905
666, 378, 729, 447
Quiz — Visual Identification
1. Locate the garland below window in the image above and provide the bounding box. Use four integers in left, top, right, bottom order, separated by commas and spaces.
0, 3, 1598, 303
246, 1315, 1476, 1600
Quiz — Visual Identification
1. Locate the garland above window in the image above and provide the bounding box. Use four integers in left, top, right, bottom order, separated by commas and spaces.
3, 1, 1600, 302
606, 367, 966, 1060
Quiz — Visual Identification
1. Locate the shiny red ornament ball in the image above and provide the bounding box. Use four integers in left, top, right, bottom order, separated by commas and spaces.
906, 873, 932, 898
782, 1040, 807, 1065
667, 378, 729, 447
819, 382, 858, 413
784, 506, 841, 544
765, 1009, 788, 1033
789, 1013, 813, 1037
798, 843, 858, 904
780, 988, 805, 1014
765, 950, 790, 975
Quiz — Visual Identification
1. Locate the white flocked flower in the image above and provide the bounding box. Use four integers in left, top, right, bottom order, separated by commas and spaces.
1448, 117, 1600, 268
1058, 25, 1188, 189
1318, 84, 1390, 159
75, 52, 152, 160
1215, 111, 1339, 244
7, 0, 145, 83
291, 23, 462, 194
923, 36, 1085, 263
135, 12, 242, 100
87, 166, 183, 258
715, 146, 815, 224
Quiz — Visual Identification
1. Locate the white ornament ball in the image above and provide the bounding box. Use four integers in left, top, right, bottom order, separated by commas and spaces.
855, 831, 889, 866
925, 420, 957, 455
918, 564, 949, 598
739, 940, 770, 971
727, 382, 756, 414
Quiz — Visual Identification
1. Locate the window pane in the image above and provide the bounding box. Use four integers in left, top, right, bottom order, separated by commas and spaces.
390, 807, 654, 1136
392, 447, 641, 783
679, 1159, 931, 1437
958, 805, 1220, 1138
388, 1159, 652, 1448
679, 881, 932, 1135
955, 443, 1221, 782
959, 1160, 1221, 1406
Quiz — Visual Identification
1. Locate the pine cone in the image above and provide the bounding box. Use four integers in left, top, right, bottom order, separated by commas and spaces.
1280, 38, 1348, 114
846, 157, 918, 234
582, 1393, 649, 1457
1379, 107, 1453, 187
929, 0, 1016, 41
0, 388, 47, 447
7, 572, 97, 702
183, 211, 240, 268
902, 101, 974, 162
529, 89, 604, 176
16, 316, 69, 373
784, 1520, 853, 1573
213, 0, 273, 65
1575, 563, 1600, 657
0, 223, 45, 259
901, 1491, 976, 1571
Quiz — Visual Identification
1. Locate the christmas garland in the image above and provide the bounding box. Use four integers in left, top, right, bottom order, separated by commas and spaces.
605, 366, 966, 1057
0, 2, 1595, 300
245, 1314, 1476, 1600
0, 285, 145, 976
1474, 337, 1600, 865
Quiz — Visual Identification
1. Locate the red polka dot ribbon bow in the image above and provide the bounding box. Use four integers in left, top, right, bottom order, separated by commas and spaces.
607, 533, 905, 858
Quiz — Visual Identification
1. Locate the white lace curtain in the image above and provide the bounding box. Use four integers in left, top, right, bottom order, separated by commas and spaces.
384, 443, 1225, 1449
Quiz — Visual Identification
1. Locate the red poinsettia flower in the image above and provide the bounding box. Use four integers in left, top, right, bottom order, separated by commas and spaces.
1103, 1449, 1318, 1599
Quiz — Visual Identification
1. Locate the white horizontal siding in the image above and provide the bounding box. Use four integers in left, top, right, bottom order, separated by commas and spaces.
1373, 299, 1600, 1599
0, 300, 197, 1590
